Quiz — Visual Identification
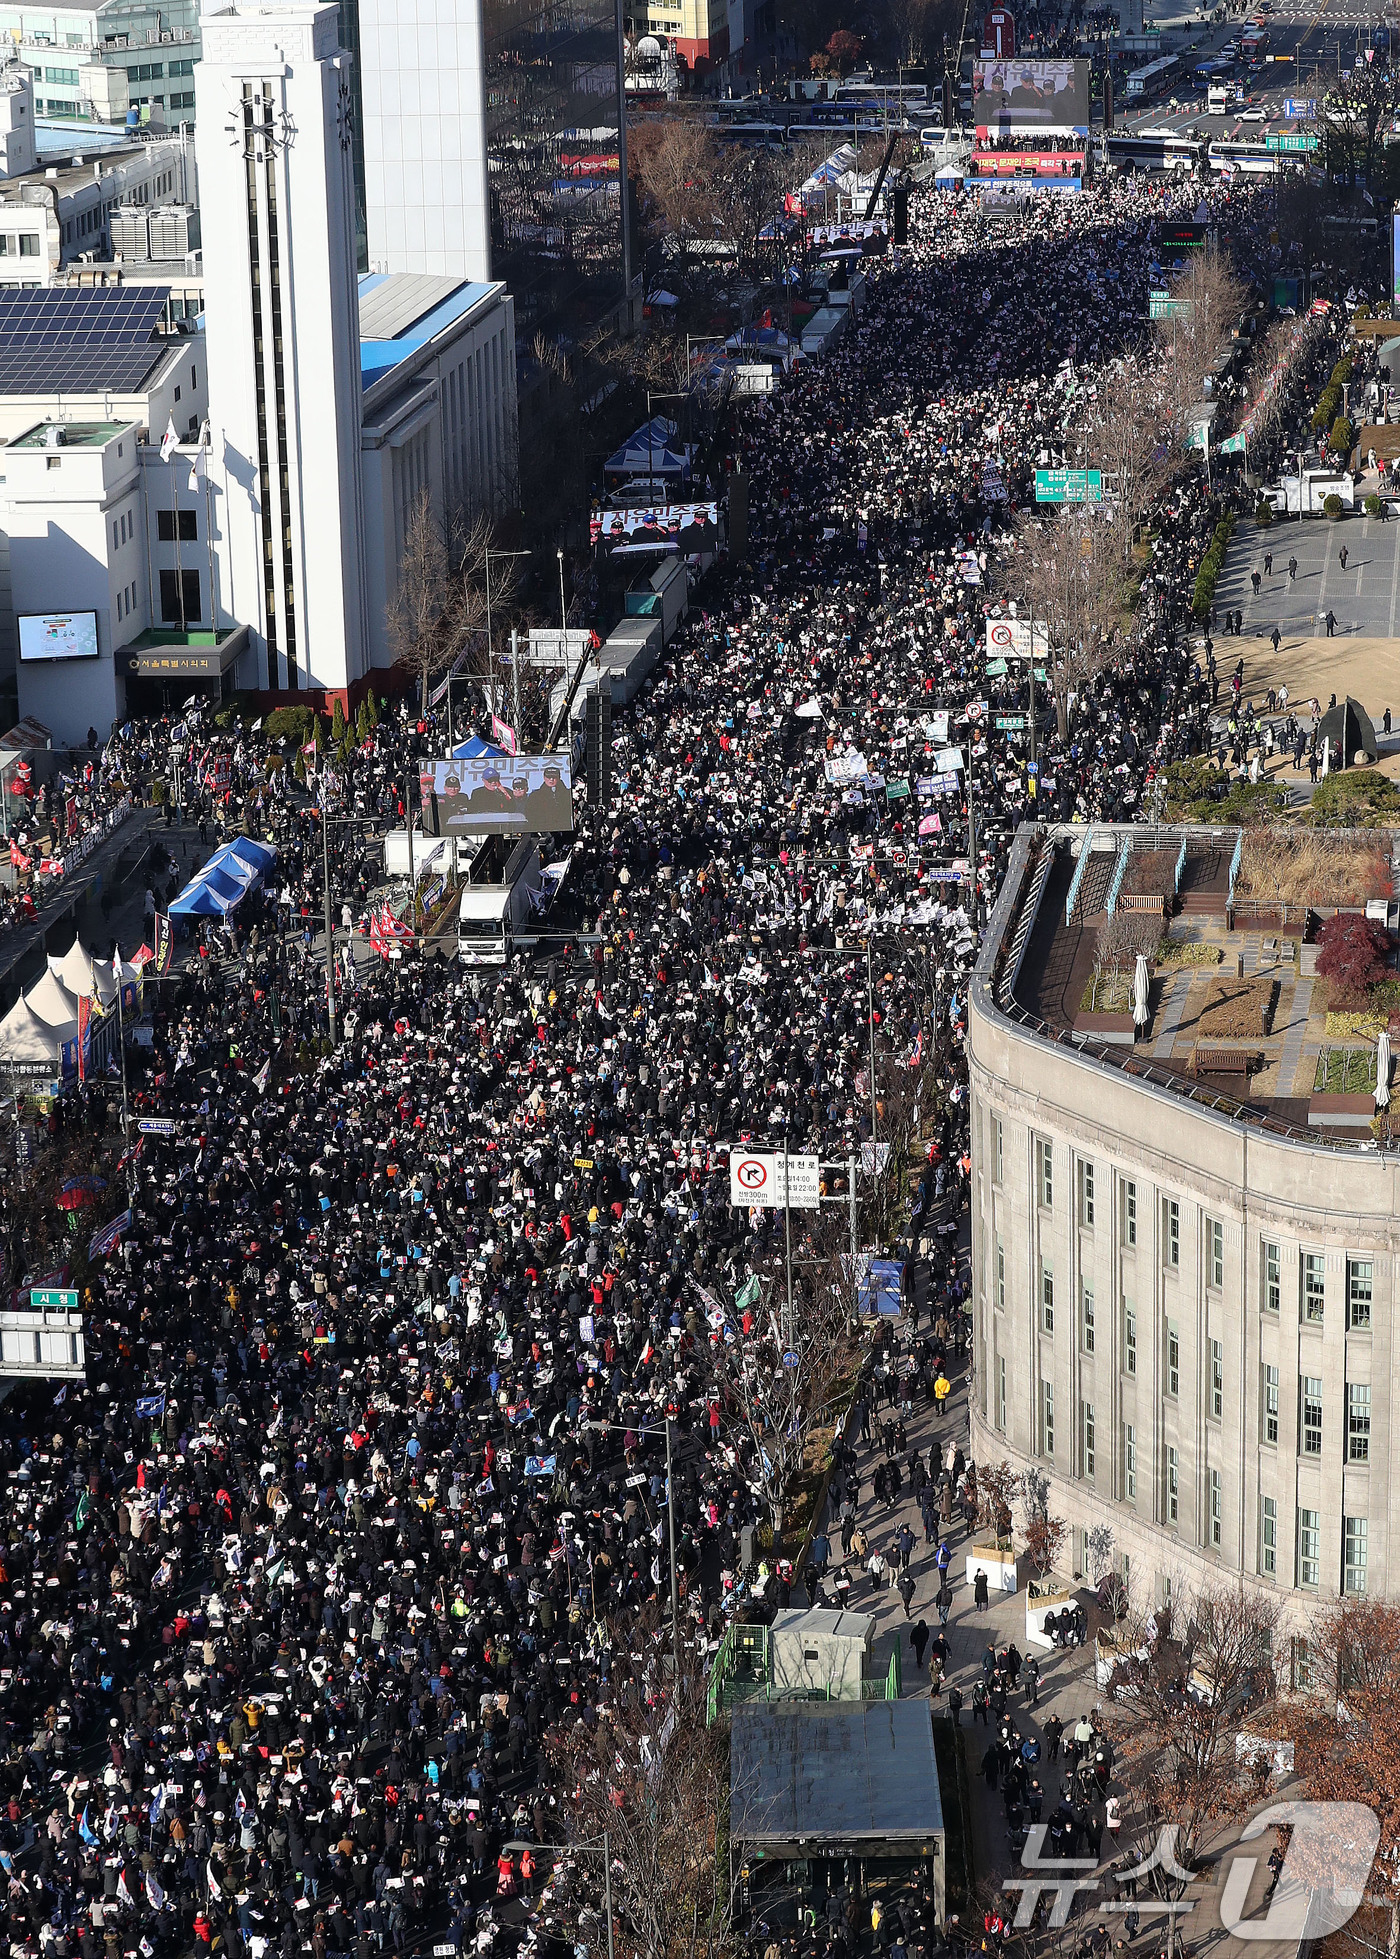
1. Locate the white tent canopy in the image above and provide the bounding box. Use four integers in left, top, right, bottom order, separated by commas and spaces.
50, 940, 118, 1010
0, 994, 64, 1073
24, 966, 80, 1035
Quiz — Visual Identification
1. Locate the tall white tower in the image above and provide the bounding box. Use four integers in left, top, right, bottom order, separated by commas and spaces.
358, 0, 490, 281
196, 0, 368, 693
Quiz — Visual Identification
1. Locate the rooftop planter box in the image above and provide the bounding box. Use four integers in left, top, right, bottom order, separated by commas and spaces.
1308, 1092, 1377, 1127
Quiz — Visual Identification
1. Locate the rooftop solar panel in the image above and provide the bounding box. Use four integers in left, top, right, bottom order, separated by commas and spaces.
0, 286, 174, 396
0, 343, 168, 396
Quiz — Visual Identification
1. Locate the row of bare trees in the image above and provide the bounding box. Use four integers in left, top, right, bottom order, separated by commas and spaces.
1000, 245, 1252, 739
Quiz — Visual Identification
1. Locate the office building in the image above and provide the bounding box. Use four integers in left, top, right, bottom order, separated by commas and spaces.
357, 0, 489, 281
970, 820, 1400, 1614
0, 125, 195, 284
642, 0, 727, 70
483, 0, 629, 344
5, 271, 514, 732
0, 0, 200, 122
194, 0, 368, 695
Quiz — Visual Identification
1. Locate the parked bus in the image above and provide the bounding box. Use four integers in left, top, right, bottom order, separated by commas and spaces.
1241, 27, 1269, 57
834, 80, 929, 109
1125, 53, 1182, 98
1207, 137, 1278, 172
1107, 131, 1203, 171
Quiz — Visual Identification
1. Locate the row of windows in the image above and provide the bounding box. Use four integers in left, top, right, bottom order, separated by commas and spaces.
0, 233, 41, 256
997, 1129, 1379, 1327
1042, 1397, 1370, 1593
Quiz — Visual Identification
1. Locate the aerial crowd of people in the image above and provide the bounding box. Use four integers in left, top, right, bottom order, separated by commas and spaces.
0, 158, 1371, 1959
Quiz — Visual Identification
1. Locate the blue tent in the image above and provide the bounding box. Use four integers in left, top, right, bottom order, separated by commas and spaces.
604, 416, 689, 479
168, 835, 277, 916
450, 736, 507, 762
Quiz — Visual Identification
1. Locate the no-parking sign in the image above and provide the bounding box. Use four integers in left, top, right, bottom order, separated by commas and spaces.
728, 1151, 821, 1209
985, 617, 1049, 660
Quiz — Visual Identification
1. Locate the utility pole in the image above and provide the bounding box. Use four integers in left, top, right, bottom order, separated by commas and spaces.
405, 777, 415, 931
865, 936, 878, 1161
322, 804, 335, 1045
511, 627, 522, 751
603, 1833, 614, 1959
665, 1417, 680, 1662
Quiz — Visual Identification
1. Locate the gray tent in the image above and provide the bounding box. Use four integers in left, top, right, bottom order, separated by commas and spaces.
1316, 696, 1379, 770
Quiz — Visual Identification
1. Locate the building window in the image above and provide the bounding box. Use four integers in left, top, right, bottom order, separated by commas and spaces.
1208, 1468, 1222, 1549
1347, 1257, 1373, 1331
1301, 1376, 1323, 1456
1345, 1516, 1368, 1595
1210, 1339, 1223, 1421
1297, 1508, 1320, 1589
1165, 1445, 1179, 1525
1036, 1137, 1053, 1210
1078, 1159, 1095, 1228
991, 1114, 1003, 1185
1082, 1401, 1096, 1479
1040, 1261, 1054, 1336
156, 508, 197, 543
159, 567, 201, 625
1208, 1218, 1224, 1290
1124, 1422, 1136, 1502
169, 56, 194, 75
1122, 1177, 1137, 1247
1302, 1251, 1326, 1324
18, 235, 38, 256
1041, 1380, 1054, 1457
1261, 1495, 1277, 1577
1263, 1364, 1279, 1445
1291, 1636, 1312, 1689
44, 65, 78, 83
1166, 1321, 1180, 1398
1261, 1239, 1280, 1313
1081, 1280, 1095, 1354
1163, 1197, 1180, 1268
997, 1356, 1006, 1432
1124, 1301, 1137, 1375
1348, 1382, 1371, 1463
995, 1234, 1005, 1311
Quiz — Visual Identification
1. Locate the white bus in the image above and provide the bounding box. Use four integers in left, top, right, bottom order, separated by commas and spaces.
1106, 131, 1203, 171
1207, 137, 1278, 173
1125, 54, 1182, 99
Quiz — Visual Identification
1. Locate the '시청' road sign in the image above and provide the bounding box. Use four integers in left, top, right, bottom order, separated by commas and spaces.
1034, 468, 1103, 503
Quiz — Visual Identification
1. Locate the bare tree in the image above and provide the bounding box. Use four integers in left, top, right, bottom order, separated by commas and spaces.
1285, 1597, 1400, 1959
1104, 1578, 1280, 1952
548, 1665, 741, 1959
1083, 351, 1173, 562
1157, 242, 1249, 453
1004, 505, 1121, 741
1308, 58, 1400, 189
384, 489, 455, 709
635, 118, 720, 269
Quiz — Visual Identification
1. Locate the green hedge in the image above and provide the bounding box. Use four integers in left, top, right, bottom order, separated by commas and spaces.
1191, 511, 1235, 620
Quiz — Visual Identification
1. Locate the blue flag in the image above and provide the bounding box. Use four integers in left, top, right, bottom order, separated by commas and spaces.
135, 1393, 166, 1421
524, 1455, 556, 1479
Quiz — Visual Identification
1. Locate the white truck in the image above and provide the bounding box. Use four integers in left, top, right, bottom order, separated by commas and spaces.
457, 837, 545, 964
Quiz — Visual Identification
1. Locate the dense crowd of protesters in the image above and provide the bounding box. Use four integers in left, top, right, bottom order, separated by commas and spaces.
0, 162, 1366, 1959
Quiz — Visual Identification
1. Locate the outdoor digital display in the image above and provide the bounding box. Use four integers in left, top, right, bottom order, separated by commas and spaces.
18, 611, 98, 661
420, 755, 575, 835
973, 58, 1090, 134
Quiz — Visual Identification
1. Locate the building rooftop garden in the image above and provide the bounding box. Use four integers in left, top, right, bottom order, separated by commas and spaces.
983, 821, 1400, 1148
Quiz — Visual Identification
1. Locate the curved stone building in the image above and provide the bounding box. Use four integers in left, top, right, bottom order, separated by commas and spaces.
968, 820, 1400, 1628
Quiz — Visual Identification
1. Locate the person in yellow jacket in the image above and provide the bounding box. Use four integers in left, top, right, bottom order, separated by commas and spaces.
934, 1372, 951, 1418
